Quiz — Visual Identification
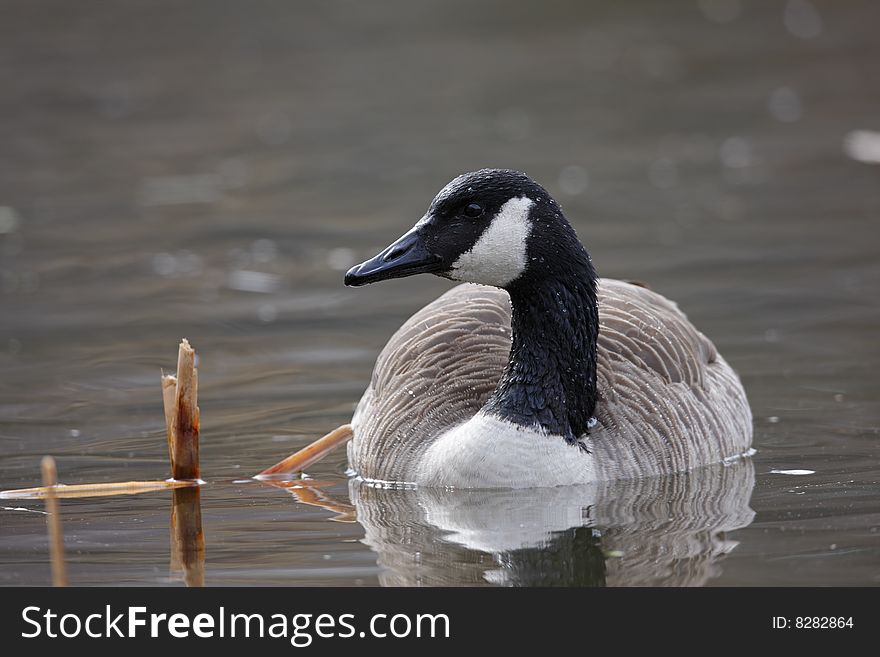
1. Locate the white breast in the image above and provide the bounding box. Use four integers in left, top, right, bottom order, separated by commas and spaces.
413, 412, 596, 488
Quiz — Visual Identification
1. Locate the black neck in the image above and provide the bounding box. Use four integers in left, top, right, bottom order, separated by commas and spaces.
484, 252, 599, 443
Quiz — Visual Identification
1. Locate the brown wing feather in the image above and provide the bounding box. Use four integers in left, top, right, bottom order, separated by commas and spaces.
589, 279, 751, 479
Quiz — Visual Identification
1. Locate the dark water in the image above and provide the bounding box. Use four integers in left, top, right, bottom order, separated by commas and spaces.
1, 0, 878, 586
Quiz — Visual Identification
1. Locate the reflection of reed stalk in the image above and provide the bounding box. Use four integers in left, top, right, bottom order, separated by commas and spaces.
259, 478, 357, 523
170, 486, 205, 587
40, 456, 67, 587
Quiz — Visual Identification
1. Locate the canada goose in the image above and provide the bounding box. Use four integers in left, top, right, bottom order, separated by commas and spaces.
344, 169, 752, 488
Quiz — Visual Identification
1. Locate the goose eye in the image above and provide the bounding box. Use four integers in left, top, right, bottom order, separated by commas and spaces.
464, 203, 483, 218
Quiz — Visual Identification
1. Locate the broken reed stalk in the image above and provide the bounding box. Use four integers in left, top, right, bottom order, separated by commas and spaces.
0, 339, 203, 503
162, 339, 200, 481
40, 456, 67, 587
255, 424, 354, 478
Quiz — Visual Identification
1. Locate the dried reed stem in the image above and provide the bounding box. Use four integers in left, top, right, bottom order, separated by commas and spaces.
40, 456, 67, 587
255, 424, 353, 477
168, 339, 200, 480
161, 373, 177, 465
1, 479, 197, 500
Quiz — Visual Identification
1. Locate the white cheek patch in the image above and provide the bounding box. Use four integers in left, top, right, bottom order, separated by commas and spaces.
449, 196, 533, 287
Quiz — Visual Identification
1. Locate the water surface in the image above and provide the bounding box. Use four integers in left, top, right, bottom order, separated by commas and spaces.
1, 0, 879, 586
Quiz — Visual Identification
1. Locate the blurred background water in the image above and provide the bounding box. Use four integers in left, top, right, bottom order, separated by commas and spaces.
0, 0, 878, 586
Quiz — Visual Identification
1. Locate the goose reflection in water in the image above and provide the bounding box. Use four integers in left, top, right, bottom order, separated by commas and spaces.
347, 458, 754, 587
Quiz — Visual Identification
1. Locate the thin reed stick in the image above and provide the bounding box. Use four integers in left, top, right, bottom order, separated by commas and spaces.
161, 373, 177, 466
41, 456, 67, 587
1, 479, 197, 500
255, 424, 353, 477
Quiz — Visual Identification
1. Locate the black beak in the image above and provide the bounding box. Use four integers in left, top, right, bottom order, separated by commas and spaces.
344, 225, 444, 287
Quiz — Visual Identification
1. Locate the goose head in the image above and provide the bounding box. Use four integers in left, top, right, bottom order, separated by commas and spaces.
344, 169, 588, 290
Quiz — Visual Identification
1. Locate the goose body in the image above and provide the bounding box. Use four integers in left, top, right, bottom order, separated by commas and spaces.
344, 170, 752, 488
